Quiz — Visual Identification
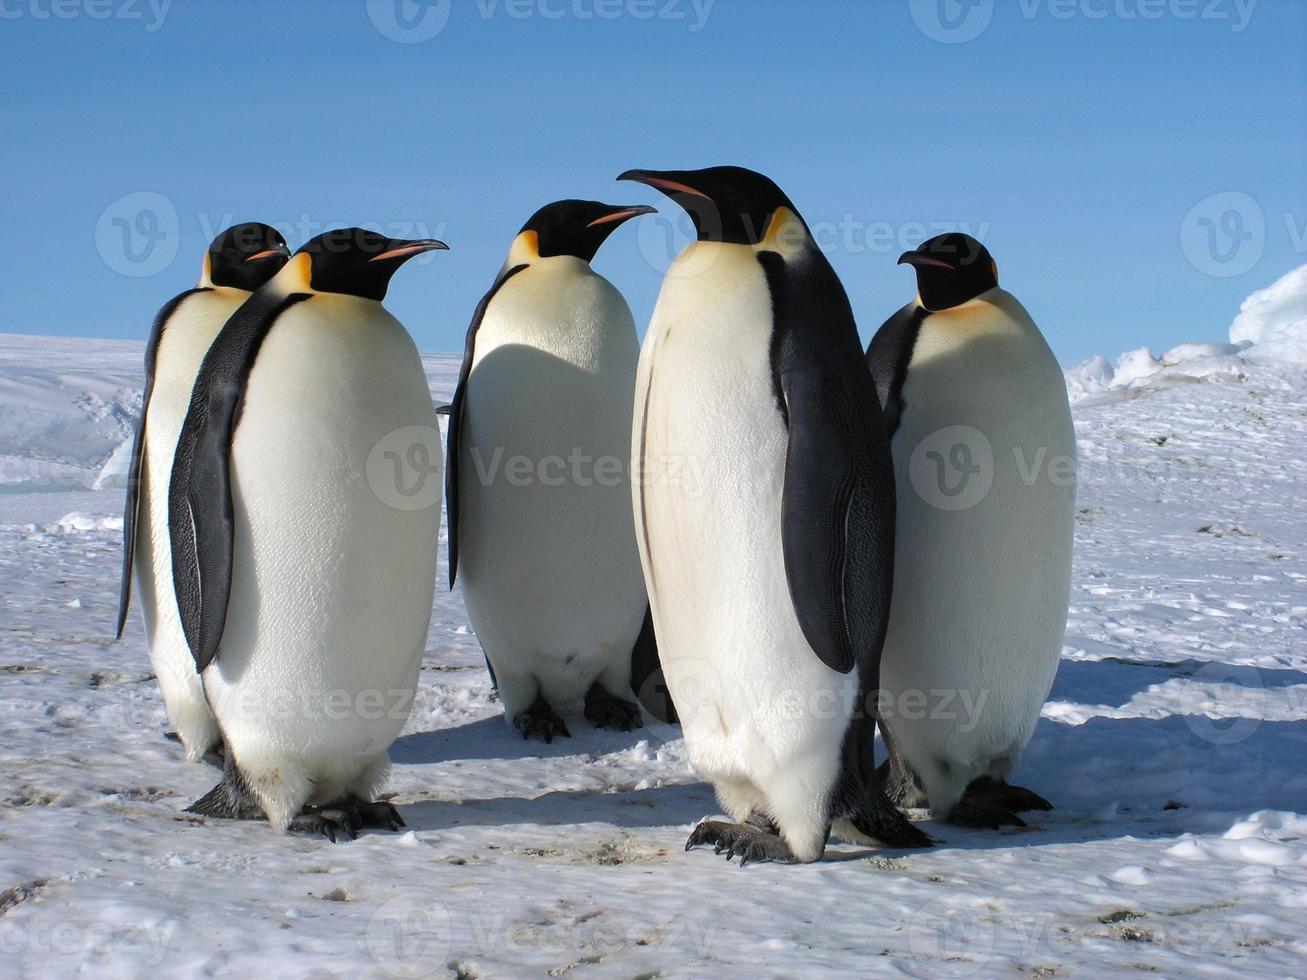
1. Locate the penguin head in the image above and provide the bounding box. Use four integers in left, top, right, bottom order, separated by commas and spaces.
617, 166, 803, 246
898, 233, 998, 312
294, 228, 448, 301
204, 223, 291, 291
513, 200, 656, 263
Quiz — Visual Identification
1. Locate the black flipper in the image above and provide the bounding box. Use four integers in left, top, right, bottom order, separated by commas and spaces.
116, 287, 212, 640
629, 606, 677, 724
169, 289, 310, 671
445, 263, 529, 590
759, 249, 897, 676
865, 302, 928, 441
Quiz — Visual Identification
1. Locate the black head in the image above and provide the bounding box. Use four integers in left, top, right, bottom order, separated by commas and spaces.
898, 233, 998, 312
206, 222, 290, 291
617, 166, 802, 245
520, 200, 656, 262
296, 228, 448, 301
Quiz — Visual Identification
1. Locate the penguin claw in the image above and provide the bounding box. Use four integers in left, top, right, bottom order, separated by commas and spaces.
514, 699, 571, 744
583, 683, 644, 732
289, 807, 359, 843
950, 777, 1051, 829
684, 819, 797, 865
351, 799, 406, 832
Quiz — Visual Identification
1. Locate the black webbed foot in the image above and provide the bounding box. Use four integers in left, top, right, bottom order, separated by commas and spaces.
685, 816, 798, 866
514, 693, 571, 744
947, 799, 1027, 830
351, 798, 406, 831
583, 682, 644, 732
965, 775, 1053, 814
289, 806, 359, 843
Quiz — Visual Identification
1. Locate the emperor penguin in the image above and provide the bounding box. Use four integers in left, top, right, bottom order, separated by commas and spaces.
169, 228, 447, 840
866, 233, 1075, 828
116, 222, 290, 762
446, 200, 656, 741
621, 165, 931, 864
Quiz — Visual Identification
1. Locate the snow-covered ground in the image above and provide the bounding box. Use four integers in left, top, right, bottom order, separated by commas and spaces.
1, 268, 1306, 977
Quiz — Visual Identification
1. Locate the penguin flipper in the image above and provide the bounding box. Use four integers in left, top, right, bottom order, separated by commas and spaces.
629, 606, 677, 724
760, 250, 897, 676
865, 302, 927, 440
444, 263, 529, 590
116, 287, 211, 640
169, 290, 309, 672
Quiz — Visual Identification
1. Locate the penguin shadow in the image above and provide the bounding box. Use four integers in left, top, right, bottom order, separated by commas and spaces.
916, 712, 1307, 853
1049, 655, 1307, 709
391, 714, 674, 765
399, 780, 716, 835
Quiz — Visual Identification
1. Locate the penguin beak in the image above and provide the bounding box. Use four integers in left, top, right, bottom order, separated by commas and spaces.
245, 244, 292, 263
897, 250, 955, 271
586, 204, 657, 228
617, 170, 712, 200
369, 239, 450, 263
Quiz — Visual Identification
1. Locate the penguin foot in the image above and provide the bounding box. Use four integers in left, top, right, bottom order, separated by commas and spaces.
350, 798, 406, 832
289, 807, 359, 843
514, 695, 571, 744
946, 799, 1027, 830
583, 683, 644, 732
848, 801, 935, 849
187, 757, 264, 821
684, 819, 797, 866
964, 776, 1053, 814
288, 797, 405, 842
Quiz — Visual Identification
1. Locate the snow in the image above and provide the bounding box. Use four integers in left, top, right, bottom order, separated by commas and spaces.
1, 292, 1306, 976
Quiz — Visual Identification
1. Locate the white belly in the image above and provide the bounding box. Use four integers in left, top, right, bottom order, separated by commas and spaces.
878, 287, 1076, 813
136, 287, 247, 759
203, 294, 440, 817
634, 244, 856, 809
458, 259, 647, 714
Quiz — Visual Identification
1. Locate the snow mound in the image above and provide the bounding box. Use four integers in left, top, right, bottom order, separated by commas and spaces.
1066, 263, 1307, 402
1231, 263, 1307, 347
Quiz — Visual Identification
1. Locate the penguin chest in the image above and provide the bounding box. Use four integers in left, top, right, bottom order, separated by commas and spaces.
458, 260, 647, 674
881, 291, 1076, 760
210, 297, 440, 751
635, 246, 852, 770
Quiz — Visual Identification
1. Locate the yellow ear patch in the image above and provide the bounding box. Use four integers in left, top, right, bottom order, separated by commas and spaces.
283, 251, 313, 292
759, 207, 808, 252
199, 249, 214, 288
505, 229, 540, 267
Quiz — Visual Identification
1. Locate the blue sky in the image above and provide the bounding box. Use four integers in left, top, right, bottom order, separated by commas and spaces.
1, 0, 1304, 364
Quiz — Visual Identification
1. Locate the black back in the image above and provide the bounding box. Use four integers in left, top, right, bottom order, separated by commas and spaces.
865, 302, 929, 441
168, 288, 311, 670
115, 286, 212, 639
